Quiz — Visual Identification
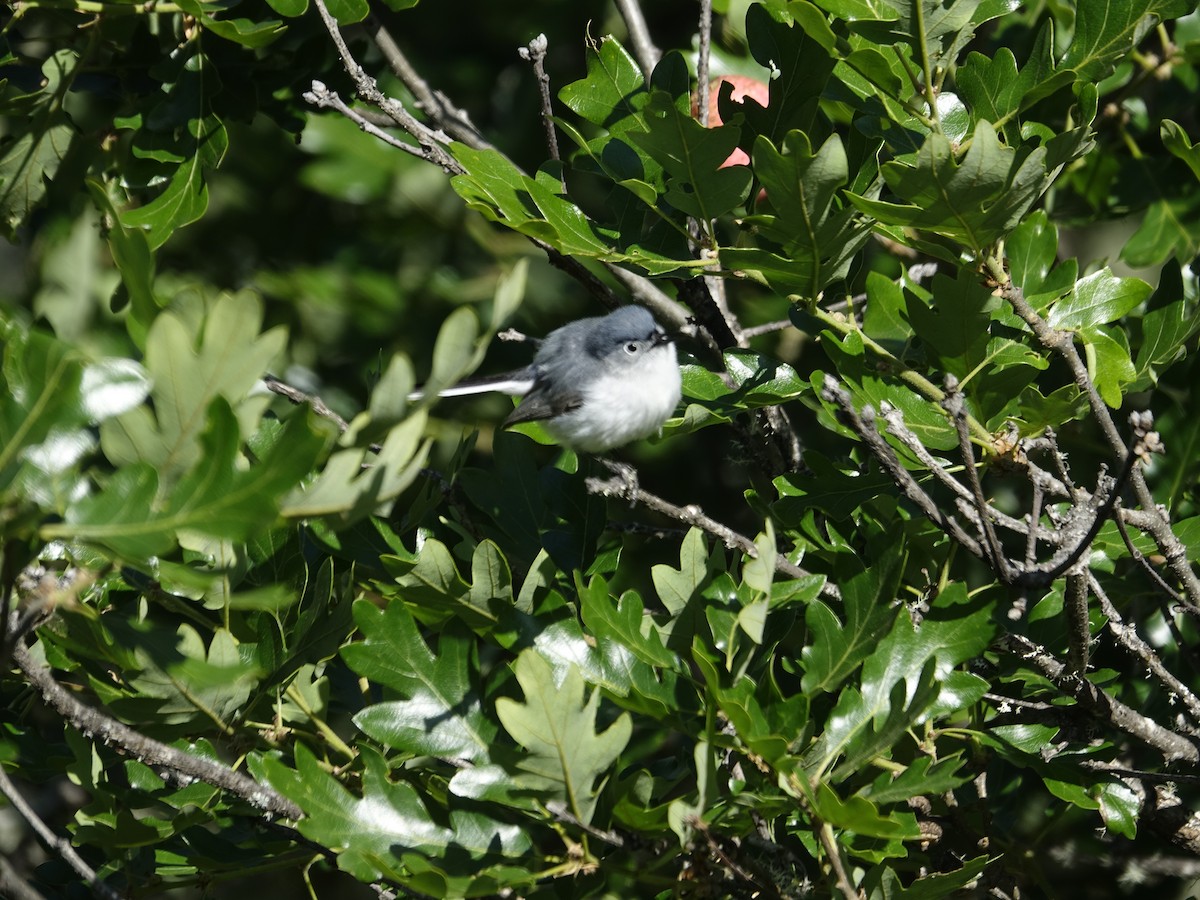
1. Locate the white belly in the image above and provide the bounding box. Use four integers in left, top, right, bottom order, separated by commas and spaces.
544, 346, 681, 452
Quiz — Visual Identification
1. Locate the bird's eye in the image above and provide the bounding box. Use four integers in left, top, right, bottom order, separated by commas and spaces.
624, 341, 639, 354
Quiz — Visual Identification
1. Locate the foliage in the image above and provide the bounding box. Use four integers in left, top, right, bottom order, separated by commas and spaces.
3, 0, 1200, 898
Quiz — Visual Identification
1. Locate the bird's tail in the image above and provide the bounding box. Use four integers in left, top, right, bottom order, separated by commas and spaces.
407, 369, 535, 402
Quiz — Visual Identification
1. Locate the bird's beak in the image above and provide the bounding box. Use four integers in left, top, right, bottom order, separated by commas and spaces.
652, 329, 674, 347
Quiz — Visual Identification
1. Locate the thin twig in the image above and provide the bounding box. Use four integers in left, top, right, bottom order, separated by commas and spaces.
0, 765, 123, 900
310, 0, 461, 173
584, 460, 840, 601
817, 821, 859, 900
10, 620, 302, 820
944, 378, 1011, 582
613, 0, 660, 77
1001, 281, 1200, 605
823, 377, 983, 559
741, 319, 793, 339
0, 856, 49, 900
1115, 510, 1181, 603
1091, 574, 1200, 726
696, 0, 713, 127
1063, 568, 1090, 677
263, 374, 350, 432
362, 14, 487, 149
519, 34, 560, 169
997, 633, 1200, 763
304, 80, 438, 162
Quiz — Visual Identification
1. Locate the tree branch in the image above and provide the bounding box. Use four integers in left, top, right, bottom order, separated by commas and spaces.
584, 460, 840, 600
519, 33, 560, 172
613, 0, 660, 78
1091, 573, 1200, 726
997, 633, 1200, 764
10, 618, 303, 821
362, 13, 488, 149
0, 765, 122, 900
310, 0, 461, 173
1000, 280, 1200, 606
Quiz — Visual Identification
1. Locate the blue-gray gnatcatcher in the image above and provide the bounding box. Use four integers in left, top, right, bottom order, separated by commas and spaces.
416, 306, 681, 452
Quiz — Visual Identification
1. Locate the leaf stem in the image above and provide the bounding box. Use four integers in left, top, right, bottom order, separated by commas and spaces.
807, 303, 994, 446
285, 683, 357, 761
910, 0, 940, 130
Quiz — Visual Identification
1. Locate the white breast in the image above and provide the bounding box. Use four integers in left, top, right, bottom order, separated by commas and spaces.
543, 345, 681, 452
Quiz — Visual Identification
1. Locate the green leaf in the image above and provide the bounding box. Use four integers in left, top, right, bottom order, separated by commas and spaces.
494, 650, 632, 824
801, 545, 903, 695
1047, 269, 1152, 331
1096, 780, 1139, 838
579, 575, 676, 669
905, 268, 999, 372
774, 453, 896, 522
53, 399, 330, 559
1121, 195, 1200, 268
322, 0, 369, 24
1007, 209, 1076, 303
629, 90, 752, 221
1058, 0, 1192, 84
730, 131, 869, 298
652, 528, 716, 617
955, 27, 1057, 132
100, 292, 287, 484
859, 754, 971, 805
345, 600, 497, 760
1162, 119, 1200, 182
124, 624, 259, 725
450, 143, 702, 275
810, 781, 921, 839
1082, 326, 1135, 408
558, 37, 646, 135
264, 0, 308, 15
0, 51, 76, 239
805, 585, 995, 781
847, 121, 1049, 252
1135, 298, 1200, 385
744, 2, 837, 140
261, 745, 530, 884
86, 180, 159, 345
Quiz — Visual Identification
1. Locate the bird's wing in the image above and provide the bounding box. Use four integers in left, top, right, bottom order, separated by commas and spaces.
503, 382, 584, 425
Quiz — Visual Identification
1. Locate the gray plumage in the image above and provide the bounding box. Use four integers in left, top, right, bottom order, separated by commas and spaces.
413, 306, 681, 453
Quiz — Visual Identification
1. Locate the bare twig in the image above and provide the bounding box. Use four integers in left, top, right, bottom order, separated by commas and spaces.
613, 0, 660, 77
0, 856, 49, 900
263, 374, 350, 432
823, 377, 983, 558
10, 620, 303, 820
362, 13, 487, 149
1115, 510, 1181, 603
1063, 568, 1090, 677
944, 377, 1011, 581
696, 0, 713, 127
304, 80, 442, 162
1000, 281, 1200, 605
0, 765, 123, 900
519, 34, 560, 169
310, 0, 461, 173
997, 633, 1200, 763
1091, 574, 1200, 726
584, 460, 840, 600
817, 820, 860, 900
741, 319, 794, 339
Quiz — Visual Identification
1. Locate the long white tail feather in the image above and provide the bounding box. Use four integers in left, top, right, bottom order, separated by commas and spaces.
408, 377, 535, 402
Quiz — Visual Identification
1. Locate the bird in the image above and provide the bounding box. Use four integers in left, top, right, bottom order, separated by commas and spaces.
414, 306, 681, 453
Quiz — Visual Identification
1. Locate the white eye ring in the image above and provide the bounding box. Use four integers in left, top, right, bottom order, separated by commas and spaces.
624, 341, 640, 354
